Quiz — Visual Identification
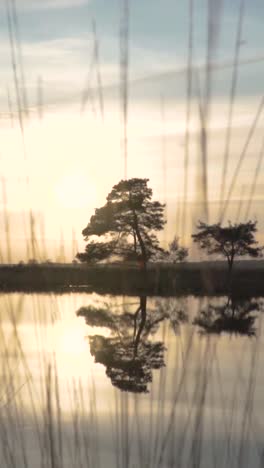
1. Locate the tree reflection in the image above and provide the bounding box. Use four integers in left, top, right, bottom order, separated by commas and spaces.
77, 297, 187, 393
193, 296, 261, 337
153, 298, 188, 335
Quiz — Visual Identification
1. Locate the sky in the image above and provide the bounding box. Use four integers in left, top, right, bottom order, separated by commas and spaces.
0, 0, 263, 261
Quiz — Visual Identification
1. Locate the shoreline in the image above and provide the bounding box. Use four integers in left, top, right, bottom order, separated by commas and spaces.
0, 261, 263, 296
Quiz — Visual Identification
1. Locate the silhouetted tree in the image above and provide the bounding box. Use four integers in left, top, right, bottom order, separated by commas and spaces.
192, 221, 263, 274
89, 335, 165, 393
150, 236, 188, 263
167, 237, 188, 263
193, 296, 261, 337
77, 296, 189, 392
76, 240, 117, 263
28, 258, 38, 265
76, 178, 166, 268
77, 297, 167, 393
77, 306, 118, 330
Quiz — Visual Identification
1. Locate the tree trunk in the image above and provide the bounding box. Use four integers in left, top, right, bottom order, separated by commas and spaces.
133, 231, 137, 254
134, 296, 147, 357
228, 255, 234, 274
227, 253, 234, 294
132, 209, 147, 269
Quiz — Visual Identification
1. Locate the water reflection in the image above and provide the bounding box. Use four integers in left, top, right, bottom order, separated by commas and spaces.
1, 293, 264, 467
193, 296, 262, 337
77, 296, 187, 393
76, 294, 263, 395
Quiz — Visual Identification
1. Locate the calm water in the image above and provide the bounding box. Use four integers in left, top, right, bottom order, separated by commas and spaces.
0, 292, 263, 468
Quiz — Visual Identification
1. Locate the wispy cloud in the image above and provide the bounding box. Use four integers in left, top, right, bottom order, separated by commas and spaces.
13, 0, 88, 10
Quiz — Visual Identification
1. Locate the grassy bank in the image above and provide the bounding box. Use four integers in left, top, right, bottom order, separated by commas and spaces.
0, 261, 263, 296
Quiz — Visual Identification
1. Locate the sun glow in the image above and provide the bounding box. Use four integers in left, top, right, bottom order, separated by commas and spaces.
54, 172, 97, 209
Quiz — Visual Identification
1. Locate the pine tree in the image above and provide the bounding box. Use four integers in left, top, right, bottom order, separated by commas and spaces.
77, 178, 166, 267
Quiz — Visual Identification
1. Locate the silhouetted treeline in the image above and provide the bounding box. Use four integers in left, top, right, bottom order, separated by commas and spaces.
0, 261, 264, 296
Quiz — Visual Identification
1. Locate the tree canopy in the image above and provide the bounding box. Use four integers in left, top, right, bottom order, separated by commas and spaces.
167, 236, 188, 263
77, 297, 166, 393
76, 296, 188, 393
193, 296, 260, 337
77, 178, 166, 266
192, 220, 263, 272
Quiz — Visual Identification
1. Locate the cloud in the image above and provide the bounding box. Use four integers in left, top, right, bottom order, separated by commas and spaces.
12, 0, 88, 11
0, 36, 93, 107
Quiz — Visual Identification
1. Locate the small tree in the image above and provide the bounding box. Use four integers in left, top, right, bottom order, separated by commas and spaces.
192, 220, 263, 273
145, 237, 188, 263
76, 178, 166, 267
193, 297, 260, 337
167, 236, 188, 263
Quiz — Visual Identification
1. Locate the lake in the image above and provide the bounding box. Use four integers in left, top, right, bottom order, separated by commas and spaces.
0, 292, 263, 468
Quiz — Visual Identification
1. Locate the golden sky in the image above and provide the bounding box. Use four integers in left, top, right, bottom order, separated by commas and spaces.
0, 0, 263, 261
